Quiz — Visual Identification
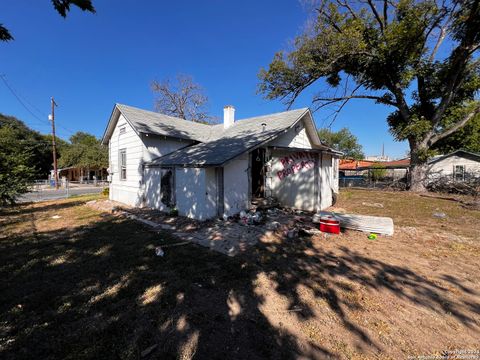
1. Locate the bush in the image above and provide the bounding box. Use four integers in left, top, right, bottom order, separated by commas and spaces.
102, 187, 109, 196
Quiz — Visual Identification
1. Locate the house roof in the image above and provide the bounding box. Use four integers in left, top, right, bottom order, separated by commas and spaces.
339, 159, 376, 170
102, 104, 219, 144
148, 108, 333, 167
427, 149, 480, 165
102, 103, 336, 167
339, 158, 410, 170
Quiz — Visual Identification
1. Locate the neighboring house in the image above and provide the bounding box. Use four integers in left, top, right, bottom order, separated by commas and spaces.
101, 104, 341, 220
339, 158, 410, 180
427, 150, 480, 182
51, 167, 107, 183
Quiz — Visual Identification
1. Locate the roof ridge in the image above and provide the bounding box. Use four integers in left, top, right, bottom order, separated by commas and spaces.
116, 103, 215, 128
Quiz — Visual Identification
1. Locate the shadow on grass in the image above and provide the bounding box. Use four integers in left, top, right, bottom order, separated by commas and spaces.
1, 207, 478, 359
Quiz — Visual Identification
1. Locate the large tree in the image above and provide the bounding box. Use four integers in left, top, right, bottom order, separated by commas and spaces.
1, 0, 95, 41
151, 74, 215, 123
58, 131, 108, 170
318, 127, 365, 159
0, 114, 58, 204
433, 111, 480, 153
258, 0, 480, 191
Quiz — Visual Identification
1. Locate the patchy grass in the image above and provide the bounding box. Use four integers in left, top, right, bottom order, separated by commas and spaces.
336, 189, 480, 239
1, 191, 479, 359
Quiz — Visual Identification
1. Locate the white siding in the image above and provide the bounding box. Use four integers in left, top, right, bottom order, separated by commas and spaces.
268, 121, 312, 149
320, 153, 334, 209
223, 154, 249, 216
428, 155, 480, 181
109, 115, 144, 206
269, 150, 317, 211
141, 134, 193, 162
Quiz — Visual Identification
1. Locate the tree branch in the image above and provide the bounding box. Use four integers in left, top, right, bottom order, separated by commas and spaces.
428, 104, 480, 145
312, 94, 397, 107
366, 0, 385, 34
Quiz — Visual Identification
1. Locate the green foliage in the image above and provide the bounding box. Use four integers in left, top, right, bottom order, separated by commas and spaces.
258, 0, 480, 186
370, 163, 387, 181
58, 132, 108, 169
102, 187, 109, 196
1, 1, 95, 41
317, 127, 364, 159
433, 105, 480, 154
0, 116, 38, 205
0, 114, 58, 178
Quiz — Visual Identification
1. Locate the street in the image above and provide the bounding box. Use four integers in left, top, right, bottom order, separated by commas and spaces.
18, 187, 103, 203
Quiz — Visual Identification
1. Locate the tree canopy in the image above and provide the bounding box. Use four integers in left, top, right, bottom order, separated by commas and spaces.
58, 132, 108, 169
259, 0, 480, 191
0, 114, 58, 204
317, 127, 365, 159
1, 0, 95, 41
151, 74, 216, 124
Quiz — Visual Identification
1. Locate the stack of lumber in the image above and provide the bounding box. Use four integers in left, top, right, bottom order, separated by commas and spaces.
313, 211, 394, 236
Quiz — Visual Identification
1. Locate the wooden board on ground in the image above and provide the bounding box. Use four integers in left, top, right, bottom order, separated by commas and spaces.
313, 211, 394, 236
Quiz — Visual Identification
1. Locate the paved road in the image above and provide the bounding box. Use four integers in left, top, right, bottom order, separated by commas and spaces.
18, 187, 103, 203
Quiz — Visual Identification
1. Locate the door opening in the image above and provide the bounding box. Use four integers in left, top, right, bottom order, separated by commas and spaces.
251, 148, 266, 198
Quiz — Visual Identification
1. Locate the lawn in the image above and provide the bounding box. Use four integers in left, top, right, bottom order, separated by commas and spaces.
1, 190, 479, 359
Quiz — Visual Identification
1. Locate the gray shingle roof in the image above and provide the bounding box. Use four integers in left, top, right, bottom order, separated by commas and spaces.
148, 108, 314, 167
116, 104, 218, 142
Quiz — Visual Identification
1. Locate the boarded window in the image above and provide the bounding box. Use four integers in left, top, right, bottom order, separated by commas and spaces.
119, 149, 127, 180
160, 169, 173, 207
454, 165, 465, 182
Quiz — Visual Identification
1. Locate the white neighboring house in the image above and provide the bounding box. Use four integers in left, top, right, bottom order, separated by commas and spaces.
427, 150, 480, 182
101, 104, 341, 220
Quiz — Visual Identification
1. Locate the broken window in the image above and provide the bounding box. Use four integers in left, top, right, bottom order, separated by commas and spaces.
160, 169, 173, 207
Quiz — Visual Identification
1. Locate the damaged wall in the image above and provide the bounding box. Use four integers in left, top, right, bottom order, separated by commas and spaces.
223, 153, 249, 216
269, 150, 317, 211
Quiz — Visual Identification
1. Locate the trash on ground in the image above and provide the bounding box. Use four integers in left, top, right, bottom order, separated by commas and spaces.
51, 215, 61, 219
362, 202, 384, 208
319, 214, 340, 234
266, 221, 281, 230
285, 228, 298, 238
239, 210, 263, 225
368, 233, 378, 240
141, 344, 158, 358
433, 212, 447, 219
300, 227, 322, 236
155, 247, 164, 257
314, 211, 394, 236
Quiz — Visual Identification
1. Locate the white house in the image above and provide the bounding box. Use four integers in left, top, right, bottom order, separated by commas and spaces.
101, 104, 341, 220
427, 150, 480, 182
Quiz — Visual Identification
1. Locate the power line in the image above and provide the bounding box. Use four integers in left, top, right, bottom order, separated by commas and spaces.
0, 74, 77, 135
0, 74, 51, 126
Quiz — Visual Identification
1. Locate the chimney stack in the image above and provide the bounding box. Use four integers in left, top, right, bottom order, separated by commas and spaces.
223, 105, 235, 129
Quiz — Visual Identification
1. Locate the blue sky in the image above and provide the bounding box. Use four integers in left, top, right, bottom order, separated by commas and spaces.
0, 0, 408, 158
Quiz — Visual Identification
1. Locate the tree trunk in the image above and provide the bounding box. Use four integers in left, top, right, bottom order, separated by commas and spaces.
409, 146, 428, 192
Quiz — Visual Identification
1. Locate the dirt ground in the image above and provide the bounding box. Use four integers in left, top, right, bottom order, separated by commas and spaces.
1, 190, 479, 359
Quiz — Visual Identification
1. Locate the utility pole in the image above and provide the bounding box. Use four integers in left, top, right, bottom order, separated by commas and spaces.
49, 97, 59, 189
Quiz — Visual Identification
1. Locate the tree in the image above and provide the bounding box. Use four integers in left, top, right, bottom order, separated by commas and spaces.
151, 74, 215, 123
318, 127, 364, 159
58, 131, 108, 170
0, 115, 43, 204
259, 0, 480, 191
433, 111, 480, 153
1, 0, 95, 41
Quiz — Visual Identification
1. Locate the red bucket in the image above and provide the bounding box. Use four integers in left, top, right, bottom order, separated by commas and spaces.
319, 215, 340, 234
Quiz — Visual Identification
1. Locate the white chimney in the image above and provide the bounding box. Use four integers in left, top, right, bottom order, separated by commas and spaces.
223, 105, 235, 129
